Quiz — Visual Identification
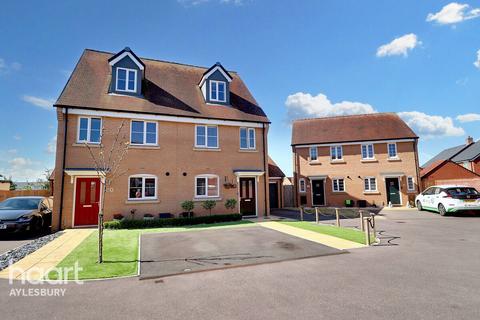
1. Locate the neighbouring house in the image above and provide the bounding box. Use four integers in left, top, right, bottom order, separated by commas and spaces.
291, 113, 420, 208
421, 136, 476, 172
52, 47, 270, 230
268, 157, 286, 209
0, 179, 12, 191
420, 160, 480, 191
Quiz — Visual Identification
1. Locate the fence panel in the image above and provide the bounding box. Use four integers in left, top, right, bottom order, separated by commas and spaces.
0, 190, 51, 202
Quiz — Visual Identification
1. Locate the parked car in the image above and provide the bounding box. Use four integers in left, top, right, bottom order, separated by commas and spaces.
415, 185, 480, 215
0, 196, 52, 233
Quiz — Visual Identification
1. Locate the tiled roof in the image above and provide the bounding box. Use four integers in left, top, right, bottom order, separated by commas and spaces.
451, 141, 480, 162
420, 160, 446, 178
421, 144, 469, 168
268, 157, 285, 178
55, 49, 269, 123
291, 113, 417, 146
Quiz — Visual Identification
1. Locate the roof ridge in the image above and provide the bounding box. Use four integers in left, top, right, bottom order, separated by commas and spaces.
292, 112, 398, 123
84, 48, 238, 73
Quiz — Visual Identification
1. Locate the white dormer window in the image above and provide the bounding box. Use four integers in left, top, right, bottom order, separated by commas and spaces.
116, 67, 137, 92
210, 80, 226, 102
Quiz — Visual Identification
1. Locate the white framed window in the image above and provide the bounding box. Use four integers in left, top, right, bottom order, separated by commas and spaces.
116, 67, 137, 92
331, 145, 343, 160
361, 144, 375, 160
299, 178, 306, 193
210, 80, 226, 102
195, 175, 220, 198
388, 143, 398, 158
128, 175, 157, 200
77, 117, 102, 144
309, 147, 318, 161
407, 176, 415, 191
364, 177, 377, 192
240, 127, 255, 149
195, 125, 219, 148
332, 178, 345, 192
130, 120, 157, 145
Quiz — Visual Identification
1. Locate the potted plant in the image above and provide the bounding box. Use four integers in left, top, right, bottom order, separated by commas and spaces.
202, 200, 216, 216
113, 214, 124, 220
130, 209, 137, 220
225, 198, 237, 212
181, 200, 195, 218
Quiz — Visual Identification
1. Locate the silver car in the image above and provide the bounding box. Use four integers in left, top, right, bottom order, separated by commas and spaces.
0, 197, 52, 233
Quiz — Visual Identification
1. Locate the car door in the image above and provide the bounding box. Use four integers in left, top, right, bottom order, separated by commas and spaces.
421, 187, 433, 206
432, 188, 443, 209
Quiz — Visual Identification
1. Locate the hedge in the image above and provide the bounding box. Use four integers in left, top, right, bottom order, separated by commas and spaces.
104, 214, 242, 229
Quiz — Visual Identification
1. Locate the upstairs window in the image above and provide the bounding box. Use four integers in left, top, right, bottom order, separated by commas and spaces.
388, 143, 398, 158
361, 144, 375, 160
116, 68, 137, 92
195, 175, 219, 198
210, 80, 226, 102
196, 125, 218, 148
309, 147, 318, 161
78, 117, 101, 144
240, 128, 255, 149
131, 121, 157, 145
331, 146, 343, 160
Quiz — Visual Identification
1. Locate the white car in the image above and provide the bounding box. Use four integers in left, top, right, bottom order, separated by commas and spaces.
415, 185, 480, 216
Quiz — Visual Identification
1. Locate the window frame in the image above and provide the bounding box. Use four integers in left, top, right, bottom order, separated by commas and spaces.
195, 125, 219, 149
330, 145, 343, 161
194, 174, 220, 198
364, 177, 377, 192
240, 127, 256, 150
361, 144, 375, 160
407, 176, 415, 191
77, 117, 102, 144
130, 120, 158, 146
299, 178, 306, 193
128, 174, 157, 201
332, 178, 345, 192
209, 80, 227, 103
116, 67, 137, 93
309, 147, 318, 161
387, 143, 398, 159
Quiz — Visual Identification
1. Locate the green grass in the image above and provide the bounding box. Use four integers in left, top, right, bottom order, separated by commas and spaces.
279, 221, 371, 245
47, 220, 254, 280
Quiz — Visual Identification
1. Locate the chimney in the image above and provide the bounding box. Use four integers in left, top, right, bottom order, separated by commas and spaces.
466, 136, 474, 145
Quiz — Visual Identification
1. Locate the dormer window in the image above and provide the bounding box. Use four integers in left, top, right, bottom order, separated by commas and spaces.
116, 68, 137, 92
210, 80, 226, 102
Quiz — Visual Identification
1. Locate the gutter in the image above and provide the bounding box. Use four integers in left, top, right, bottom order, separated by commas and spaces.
58, 107, 68, 230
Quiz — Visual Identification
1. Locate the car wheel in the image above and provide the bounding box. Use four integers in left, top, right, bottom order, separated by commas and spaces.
416, 200, 423, 211
31, 217, 44, 234
438, 204, 447, 216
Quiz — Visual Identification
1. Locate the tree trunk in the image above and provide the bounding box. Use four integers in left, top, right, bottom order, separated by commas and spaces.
98, 180, 107, 263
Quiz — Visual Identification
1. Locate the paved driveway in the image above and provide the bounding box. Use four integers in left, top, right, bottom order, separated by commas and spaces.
140, 226, 343, 279
0, 234, 37, 255
2, 210, 480, 320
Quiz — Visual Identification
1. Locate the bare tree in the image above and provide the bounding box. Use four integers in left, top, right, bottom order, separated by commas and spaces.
84, 120, 129, 263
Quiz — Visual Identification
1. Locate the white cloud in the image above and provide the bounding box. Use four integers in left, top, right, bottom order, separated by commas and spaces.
456, 113, 480, 123
0, 157, 46, 181
7, 149, 17, 155
474, 49, 480, 69
376, 34, 421, 57
427, 2, 480, 25
46, 136, 57, 154
0, 58, 21, 74
285, 92, 376, 120
22, 95, 55, 110
398, 111, 465, 138
13, 134, 21, 141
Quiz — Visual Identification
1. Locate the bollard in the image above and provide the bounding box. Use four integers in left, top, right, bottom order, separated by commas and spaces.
335, 208, 340, 227
300, 207, 304, 221
359, 210, 364, 231
315, 207, 319, 224
371, 215, 376, 241
363, 217, 371, 246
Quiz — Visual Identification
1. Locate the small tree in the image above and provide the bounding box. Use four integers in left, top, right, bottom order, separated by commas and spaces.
225, 198, 237, 212
202, 200, 216, 216
181, 200, 195, 218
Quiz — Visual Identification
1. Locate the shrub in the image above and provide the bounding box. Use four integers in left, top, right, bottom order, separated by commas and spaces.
202, 200, 217, 215
181, 200, 195, 215
225, 198, 237, 212
103, 214, 242, 229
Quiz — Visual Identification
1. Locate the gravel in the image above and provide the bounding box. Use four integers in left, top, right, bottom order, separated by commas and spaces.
0, 232, 64, 271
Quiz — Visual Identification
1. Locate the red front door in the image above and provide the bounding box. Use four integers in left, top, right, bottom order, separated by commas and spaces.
74, 177, 101, 226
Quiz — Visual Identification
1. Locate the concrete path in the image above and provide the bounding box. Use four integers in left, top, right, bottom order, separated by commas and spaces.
0, 229, 94, 280
260, 221, 366, 250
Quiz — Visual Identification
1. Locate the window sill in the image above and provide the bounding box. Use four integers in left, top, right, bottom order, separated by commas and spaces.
361, 159, 378, 163
129, 145, 160, 150
407, 190, 417, 194
309, 161, 321, 165
238, 149, 258, 153
193, 197, 222, 202
193, 147, 221, 152
332, 191, 347, 194
125, 199, 160, 204
330, 160, 346, 164
72, 143, 101, 148
363, 191, 380, 195
206, 102, 229, 106
387, 158, 401, 162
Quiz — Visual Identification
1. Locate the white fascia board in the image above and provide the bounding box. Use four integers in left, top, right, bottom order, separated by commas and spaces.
294, 138, 415, 148
199, 66, 233, 86
64, 108, 264, 128
234, 171, 265, 177
108, 52, 145, 71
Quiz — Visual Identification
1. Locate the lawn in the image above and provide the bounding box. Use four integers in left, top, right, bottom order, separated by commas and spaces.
279, 221, 370, 245
47, 220, 254, 280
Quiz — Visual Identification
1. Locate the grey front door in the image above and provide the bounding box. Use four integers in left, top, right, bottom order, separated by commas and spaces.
386, 178, 401, 205
311, 179, 325, 206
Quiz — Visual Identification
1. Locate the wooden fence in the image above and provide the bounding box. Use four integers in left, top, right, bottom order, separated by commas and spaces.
0, 190, 51, 202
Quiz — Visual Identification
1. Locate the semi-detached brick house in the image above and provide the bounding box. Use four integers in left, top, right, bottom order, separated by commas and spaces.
52, 47, 270, 230
291, 113, 421, 208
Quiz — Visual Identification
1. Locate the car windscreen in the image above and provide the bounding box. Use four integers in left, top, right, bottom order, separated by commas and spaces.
446, 188, 479, 196
0, 198, 41, 210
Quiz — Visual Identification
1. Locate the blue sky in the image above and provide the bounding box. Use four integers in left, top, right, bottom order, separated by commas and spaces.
1, 0, 480, 180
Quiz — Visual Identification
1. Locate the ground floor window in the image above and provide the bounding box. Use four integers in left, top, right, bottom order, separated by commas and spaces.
299, 178, 306, 193
364, 177, 377, 192
332, 178, 345, 192
129, 175, 157, 200
195, 175, 219, 198
407, 176, 415, 191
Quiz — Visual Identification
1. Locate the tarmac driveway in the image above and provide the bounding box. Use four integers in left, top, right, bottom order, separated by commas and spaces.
140, 226, 343, 279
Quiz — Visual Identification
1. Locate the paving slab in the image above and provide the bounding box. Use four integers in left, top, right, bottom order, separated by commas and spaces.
140, 226, 343, 279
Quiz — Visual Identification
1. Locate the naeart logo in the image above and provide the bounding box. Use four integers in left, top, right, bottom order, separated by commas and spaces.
7, 260, 84, 286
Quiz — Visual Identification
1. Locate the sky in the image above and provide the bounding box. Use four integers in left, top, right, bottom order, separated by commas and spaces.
0, 0, 479, 181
